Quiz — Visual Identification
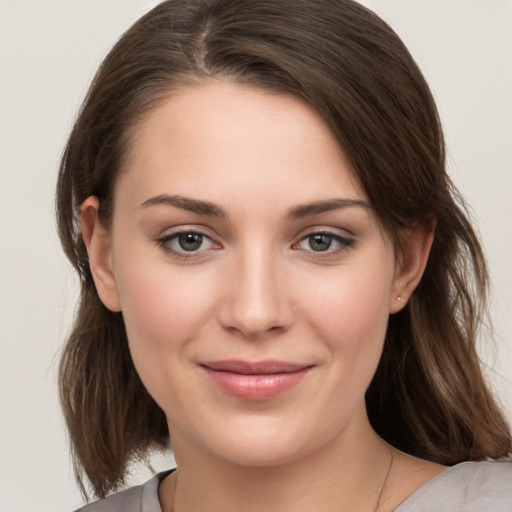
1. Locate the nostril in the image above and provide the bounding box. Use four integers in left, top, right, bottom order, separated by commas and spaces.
217, 257, 294, 338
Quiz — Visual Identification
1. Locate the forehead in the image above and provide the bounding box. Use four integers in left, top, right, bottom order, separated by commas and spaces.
118, 80, 366, 210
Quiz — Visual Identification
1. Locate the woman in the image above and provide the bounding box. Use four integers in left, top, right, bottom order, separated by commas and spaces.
57, 1, 512, 510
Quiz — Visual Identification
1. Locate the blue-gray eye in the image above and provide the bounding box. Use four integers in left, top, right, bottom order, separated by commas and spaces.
296, 232, 353, 253
177, 233, 204, 251
308, 234, 333, 252
156, 230, 218, 258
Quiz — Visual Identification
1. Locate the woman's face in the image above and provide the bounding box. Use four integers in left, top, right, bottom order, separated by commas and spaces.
86, 81, 414, 467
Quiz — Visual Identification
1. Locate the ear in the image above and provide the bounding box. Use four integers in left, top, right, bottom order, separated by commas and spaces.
389, 218, 435, 314
81, 196, 122, 312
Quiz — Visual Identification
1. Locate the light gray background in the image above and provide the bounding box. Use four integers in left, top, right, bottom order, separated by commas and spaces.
1, 1, 511, 511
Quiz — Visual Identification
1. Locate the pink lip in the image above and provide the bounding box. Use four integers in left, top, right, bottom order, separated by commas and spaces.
200, 360, 313, 400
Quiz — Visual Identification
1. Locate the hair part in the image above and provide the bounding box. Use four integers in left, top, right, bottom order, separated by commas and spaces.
56, 0, 511, 499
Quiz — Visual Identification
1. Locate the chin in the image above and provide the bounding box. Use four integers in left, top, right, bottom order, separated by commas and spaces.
172, 407, 354, 469
211, 435, 315, 468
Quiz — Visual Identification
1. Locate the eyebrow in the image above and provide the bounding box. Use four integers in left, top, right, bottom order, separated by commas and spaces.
286, 198, 370, 219
140, 194, 229, 218
140, 194, 370, 220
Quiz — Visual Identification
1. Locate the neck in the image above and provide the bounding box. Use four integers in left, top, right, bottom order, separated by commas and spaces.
163, 414, 392, 512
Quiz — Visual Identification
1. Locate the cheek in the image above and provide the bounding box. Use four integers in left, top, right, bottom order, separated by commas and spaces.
120, 271, 208, 344
296, 254, 395, 390
303, 263, 392, 344
112, 248, 218, 387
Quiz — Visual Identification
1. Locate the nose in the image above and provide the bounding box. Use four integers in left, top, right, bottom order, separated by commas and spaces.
218, 245, 294, 340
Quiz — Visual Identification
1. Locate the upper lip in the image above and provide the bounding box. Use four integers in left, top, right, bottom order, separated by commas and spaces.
200, 360, 312, 375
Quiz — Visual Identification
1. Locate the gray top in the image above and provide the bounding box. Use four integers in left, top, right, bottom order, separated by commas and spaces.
75, 461, 512, 511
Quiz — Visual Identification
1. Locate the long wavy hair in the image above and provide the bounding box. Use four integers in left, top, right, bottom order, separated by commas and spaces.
56, 0, 512, 499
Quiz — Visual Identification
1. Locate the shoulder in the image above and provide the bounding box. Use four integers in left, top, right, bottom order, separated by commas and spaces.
396, 461, 512, 511
74, 471, 171, 512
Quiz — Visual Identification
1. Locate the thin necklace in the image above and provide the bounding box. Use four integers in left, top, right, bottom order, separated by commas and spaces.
168, 446, 394, 512
373, 445, 394, 512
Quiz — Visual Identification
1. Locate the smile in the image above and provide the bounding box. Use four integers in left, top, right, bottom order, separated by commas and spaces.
199, 360, 314, 401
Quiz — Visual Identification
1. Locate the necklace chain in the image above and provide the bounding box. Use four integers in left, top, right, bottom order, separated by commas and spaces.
373, 445, 394, 512
168, 445, 394, 512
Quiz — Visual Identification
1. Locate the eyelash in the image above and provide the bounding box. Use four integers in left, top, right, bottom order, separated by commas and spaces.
155, 229, 221, 260
293, 230, 355, 258
155, 228, 354, 261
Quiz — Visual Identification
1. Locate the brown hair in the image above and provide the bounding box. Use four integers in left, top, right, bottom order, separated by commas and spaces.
56, 0, 512, 499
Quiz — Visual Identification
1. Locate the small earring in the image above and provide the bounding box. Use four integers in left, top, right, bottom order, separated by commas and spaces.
396, 296, 403, 302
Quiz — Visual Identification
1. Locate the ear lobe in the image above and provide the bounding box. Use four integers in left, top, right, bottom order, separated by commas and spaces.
81, 196, 122, 312
389, 218, 435, 314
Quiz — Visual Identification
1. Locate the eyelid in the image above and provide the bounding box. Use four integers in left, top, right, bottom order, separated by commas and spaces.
154, 226, 222, 260
294, 225, 354, 242
292, 227, 355, 256
153, 225, 354, 261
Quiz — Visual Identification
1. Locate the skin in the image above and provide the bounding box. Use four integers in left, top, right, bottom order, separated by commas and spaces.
82, 81, 443, 511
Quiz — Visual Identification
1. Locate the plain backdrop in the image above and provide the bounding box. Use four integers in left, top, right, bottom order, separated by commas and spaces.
1, 1, 511, 511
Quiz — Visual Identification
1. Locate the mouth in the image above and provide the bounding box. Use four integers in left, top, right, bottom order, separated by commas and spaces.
199, 360, 314, 400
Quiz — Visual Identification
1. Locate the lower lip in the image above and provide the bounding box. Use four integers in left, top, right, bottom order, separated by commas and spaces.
201, 366, 312, 400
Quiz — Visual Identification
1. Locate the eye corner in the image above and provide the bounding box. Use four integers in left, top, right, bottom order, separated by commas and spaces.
292, 229, 355, 258
154, 228, 222, 261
